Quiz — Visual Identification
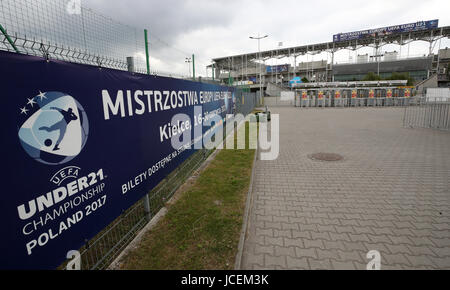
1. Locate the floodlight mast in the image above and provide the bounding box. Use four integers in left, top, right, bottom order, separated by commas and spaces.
250, 34, 268, 105
185, 57, 192, 78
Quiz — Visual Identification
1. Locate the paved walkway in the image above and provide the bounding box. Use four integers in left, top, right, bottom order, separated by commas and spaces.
241, 107, 450, 270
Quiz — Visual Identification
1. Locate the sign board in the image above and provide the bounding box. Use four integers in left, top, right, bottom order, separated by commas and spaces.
333, 20, 439, 42
426, 88, 450, 102
289, 77, 302, 88
266, 64, 289, 73
0, 51, 236, 269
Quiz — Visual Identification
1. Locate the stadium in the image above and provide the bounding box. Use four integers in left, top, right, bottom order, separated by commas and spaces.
210, 20, 450, 106
1, 0, 450, 276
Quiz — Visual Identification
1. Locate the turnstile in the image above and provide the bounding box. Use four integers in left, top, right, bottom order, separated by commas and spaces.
350, 89, 358, 107
333, 89, 347, 107
385, 89, 394, 106
375, 89, 385, 107
367, 89, 376, 107
317, 90, 325, 108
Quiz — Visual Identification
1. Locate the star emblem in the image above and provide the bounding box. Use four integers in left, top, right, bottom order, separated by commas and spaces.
27, 97, 37, 107
20, 107, 29, 115
37, 91, 47, 101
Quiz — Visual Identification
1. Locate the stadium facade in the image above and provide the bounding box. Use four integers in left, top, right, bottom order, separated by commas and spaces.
210, 21, 450, 93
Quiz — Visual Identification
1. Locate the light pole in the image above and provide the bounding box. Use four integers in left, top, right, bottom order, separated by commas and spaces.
185, 57, 192, 78
250, 34, 268, 106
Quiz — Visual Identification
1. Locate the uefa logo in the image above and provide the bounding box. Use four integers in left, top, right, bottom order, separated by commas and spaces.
18, 91, 89, 165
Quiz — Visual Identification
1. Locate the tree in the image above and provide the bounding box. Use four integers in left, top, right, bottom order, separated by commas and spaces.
362, 72, 415, 86
386, 72, 415, 86
362, 72, 382, 81
301, 77, 309, 83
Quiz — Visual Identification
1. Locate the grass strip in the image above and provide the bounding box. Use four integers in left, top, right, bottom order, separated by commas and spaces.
120, 123, 255, 270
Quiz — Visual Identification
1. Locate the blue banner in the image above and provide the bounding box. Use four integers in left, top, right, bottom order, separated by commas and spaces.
266, 64, 289, 73
0, 50, 236, 269
333, 20, 439, 42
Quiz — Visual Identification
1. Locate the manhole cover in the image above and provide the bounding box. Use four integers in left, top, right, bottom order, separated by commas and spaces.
309, 153, 344, 162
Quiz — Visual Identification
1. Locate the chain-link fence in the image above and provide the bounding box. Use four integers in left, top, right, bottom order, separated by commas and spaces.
235, 91, 259, 116
2, 0, 257, 270
0, 0, 196, 78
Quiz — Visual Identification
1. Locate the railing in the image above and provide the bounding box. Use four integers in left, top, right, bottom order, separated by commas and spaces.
403, 99, 450, 131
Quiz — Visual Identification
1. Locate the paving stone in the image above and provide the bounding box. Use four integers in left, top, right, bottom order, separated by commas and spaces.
303, 239, 325, 249
316, 248, 340, 260
265, 236, 284, 247
292, 231, 312, 239
254, 244, 274, 255
295, 247, 317, 259
275, 246, 296, 257
240, 108, 450, 270
244, 253, 264, 267
283, 237, 304, 248
384, 253, 412, 267
331, 260, 357, 270
323, 240, 346, 251
265, 254, 287, 268
273, 229, 292, 238
286, 256, 310, 269
337, 250, 365, 263
308, 258, 332, 270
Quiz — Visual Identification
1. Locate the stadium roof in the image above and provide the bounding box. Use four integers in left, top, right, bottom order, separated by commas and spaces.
211, 26, 450, 69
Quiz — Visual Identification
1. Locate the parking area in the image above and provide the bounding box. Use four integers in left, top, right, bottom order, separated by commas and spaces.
241, 107, 450, 270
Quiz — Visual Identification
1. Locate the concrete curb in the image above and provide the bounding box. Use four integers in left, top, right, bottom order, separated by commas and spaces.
234, 146, 258, 270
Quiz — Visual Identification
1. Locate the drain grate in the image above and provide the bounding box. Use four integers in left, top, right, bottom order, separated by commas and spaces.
309, 153, 344, 162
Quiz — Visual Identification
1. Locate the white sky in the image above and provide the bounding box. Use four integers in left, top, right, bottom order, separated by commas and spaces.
75, 0, 450, 76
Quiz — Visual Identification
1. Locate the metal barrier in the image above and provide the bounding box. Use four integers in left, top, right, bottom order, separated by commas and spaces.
385, 89, 394, 106
367, 89, 376, 107
357, 90, 366, 107
375, 89, 385, 107
300, 90, 310, 108
350, 90, 358, 107
404, 101, 450, 131
309, 91, 316, 107
295, 87, 419, 109
325, 91, 332, 107
317, 91, 325, 108
334, 90, 345, 107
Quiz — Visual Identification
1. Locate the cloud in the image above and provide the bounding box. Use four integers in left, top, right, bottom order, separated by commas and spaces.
83, 0, 238, 43
3, 0, 450, 76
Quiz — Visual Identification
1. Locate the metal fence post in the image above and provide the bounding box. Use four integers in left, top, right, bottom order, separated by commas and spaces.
192, 54, 195, 81
0, 24, 19, 53
144, 29, 150, 75
143, 194, 151, 222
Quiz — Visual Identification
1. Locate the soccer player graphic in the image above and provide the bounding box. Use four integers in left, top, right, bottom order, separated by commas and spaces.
39, 107, 78, 151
